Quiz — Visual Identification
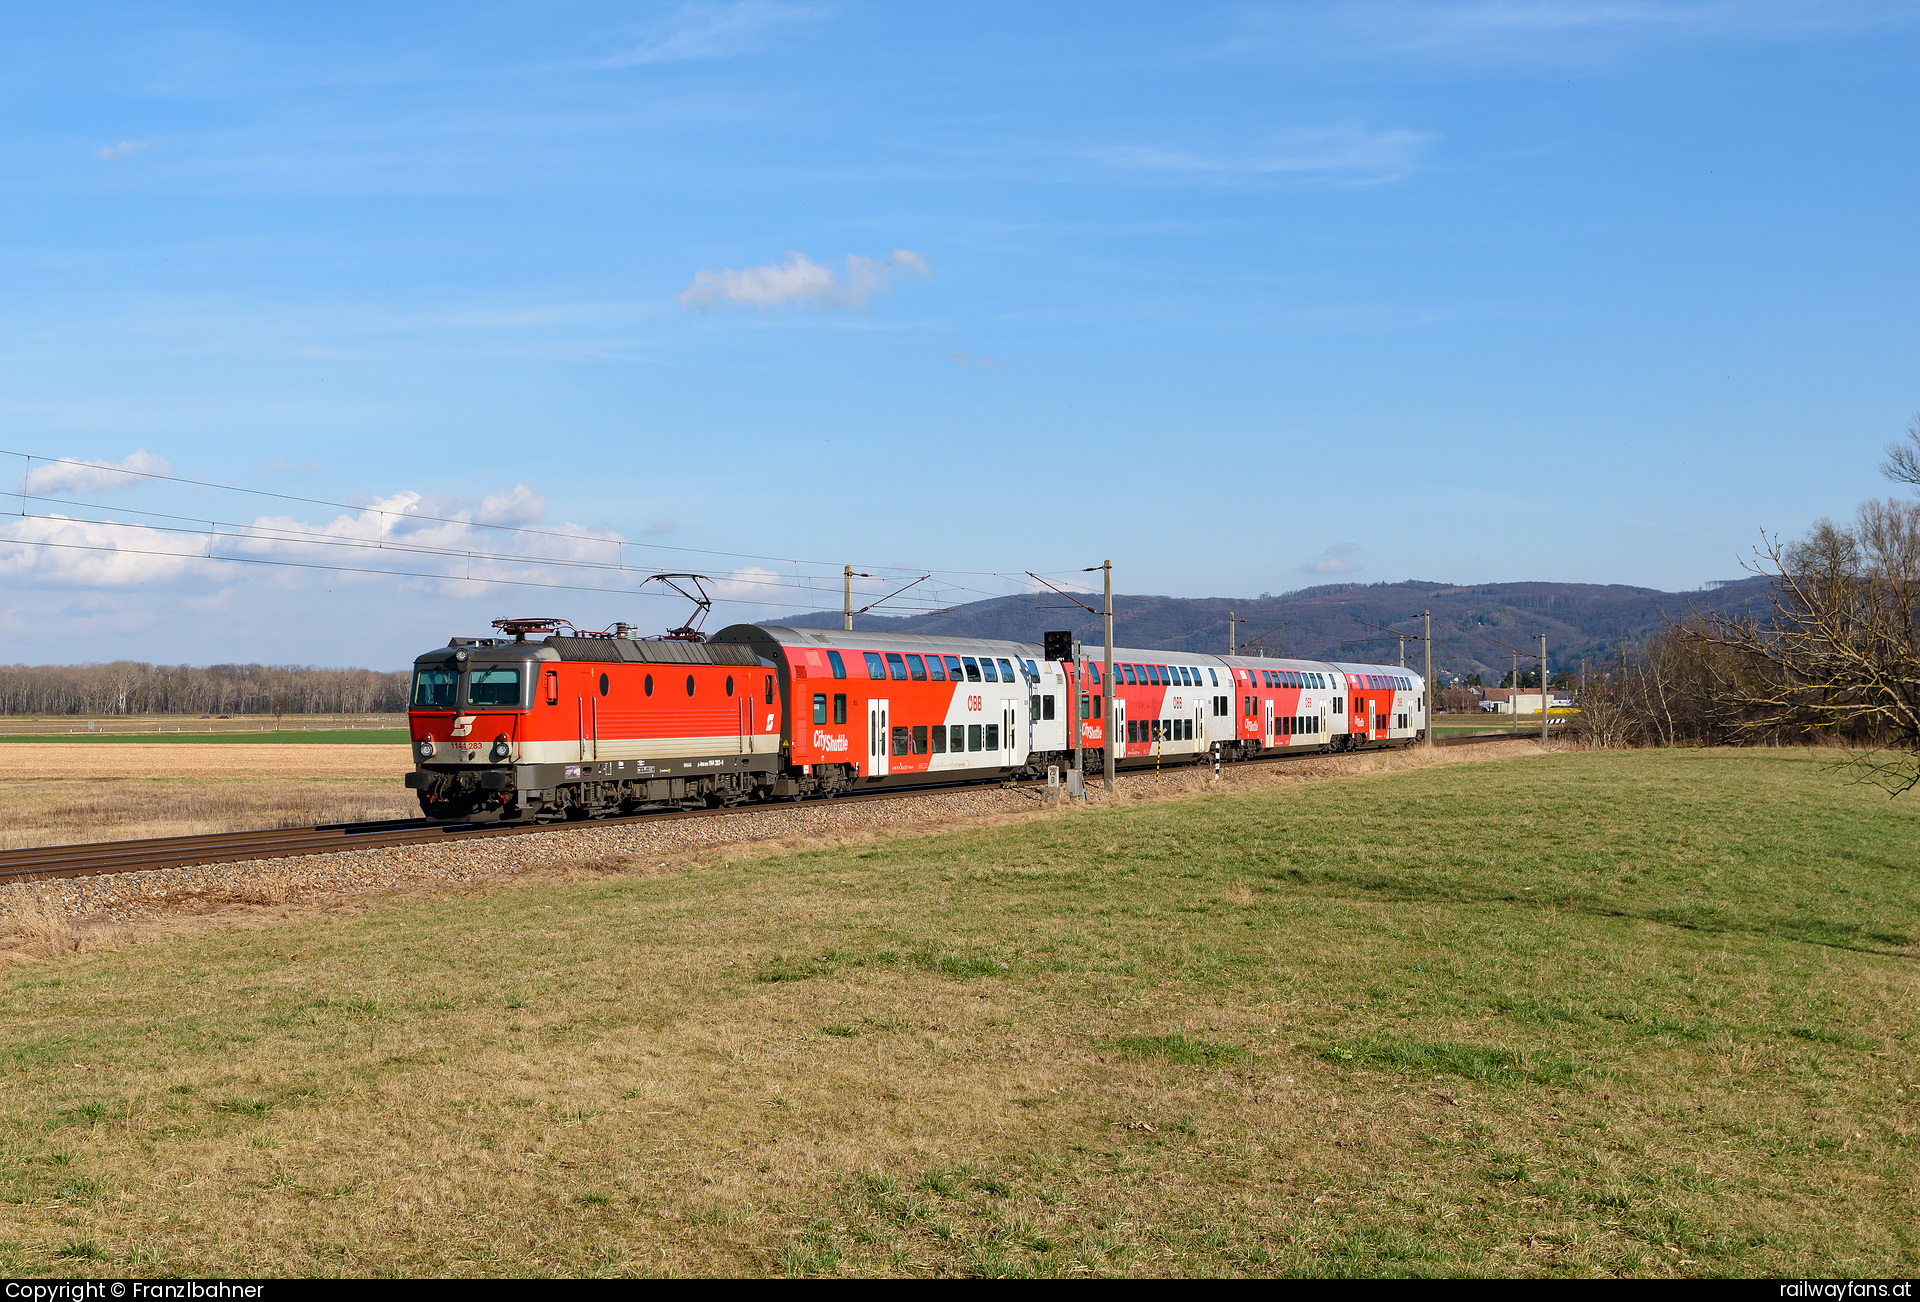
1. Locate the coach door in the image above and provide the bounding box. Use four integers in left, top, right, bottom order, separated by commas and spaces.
868, 699, 889, 777
1110, 699, 1125, 756
1264, 699, 1274, 750
1003, 698, 1022, 766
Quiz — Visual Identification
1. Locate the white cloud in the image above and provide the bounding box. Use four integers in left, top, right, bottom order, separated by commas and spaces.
1299, 543, 1363, 576
600, 2, 829, 66
679, 249, 932, 310
0, 515, 197, 587
1095, 124, 1434, 185
946, 349, 1006, 372
0, 481, 627, 597
20, 451, 173, 496
707, 565, 783, 601
96, 141, 150, 161
641, 519, 678, 537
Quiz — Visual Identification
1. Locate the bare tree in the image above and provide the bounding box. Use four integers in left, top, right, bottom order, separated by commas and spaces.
1877, 413, 1920, 489
1685, 498, 1920, 793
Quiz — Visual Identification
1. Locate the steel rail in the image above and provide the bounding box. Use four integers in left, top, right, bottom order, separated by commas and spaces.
0, 729, 1552, 887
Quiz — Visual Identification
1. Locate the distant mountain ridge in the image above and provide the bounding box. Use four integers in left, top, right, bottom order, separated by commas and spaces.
760, 577, 1776, 679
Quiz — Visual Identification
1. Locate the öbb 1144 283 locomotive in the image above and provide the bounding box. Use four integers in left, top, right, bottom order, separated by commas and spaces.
405, 618, 1427, 822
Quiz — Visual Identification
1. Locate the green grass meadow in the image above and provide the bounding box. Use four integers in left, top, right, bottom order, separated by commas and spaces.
1, 747, 1915, 1276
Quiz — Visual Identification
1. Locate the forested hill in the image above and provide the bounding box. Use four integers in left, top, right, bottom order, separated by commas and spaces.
764, 577, 1777, 680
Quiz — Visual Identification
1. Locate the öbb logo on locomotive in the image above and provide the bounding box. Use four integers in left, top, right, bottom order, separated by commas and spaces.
403, 618, 1427, 823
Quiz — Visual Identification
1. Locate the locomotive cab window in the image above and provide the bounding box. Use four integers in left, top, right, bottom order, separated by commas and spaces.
765, 675, 774, 704
470, 667, 523, 708
411, 666, 458, 709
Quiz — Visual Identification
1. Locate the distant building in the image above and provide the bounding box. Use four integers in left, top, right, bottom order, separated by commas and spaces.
1481, 686, 1573, 714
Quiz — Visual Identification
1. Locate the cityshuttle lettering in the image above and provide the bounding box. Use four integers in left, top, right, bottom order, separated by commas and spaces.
813, 731, 849, 753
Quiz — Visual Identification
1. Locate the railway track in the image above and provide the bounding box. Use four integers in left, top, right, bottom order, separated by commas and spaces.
0, 729, 1550, 887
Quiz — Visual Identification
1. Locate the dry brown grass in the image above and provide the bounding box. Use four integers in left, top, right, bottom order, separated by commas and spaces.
0, 744, 415, 849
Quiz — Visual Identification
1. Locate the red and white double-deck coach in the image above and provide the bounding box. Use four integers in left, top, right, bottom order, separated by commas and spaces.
406, 617, 1426, 822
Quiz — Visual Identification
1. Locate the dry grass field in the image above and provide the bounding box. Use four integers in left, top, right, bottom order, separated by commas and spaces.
0, 747, 1915, 1277
0, 744, 416, 849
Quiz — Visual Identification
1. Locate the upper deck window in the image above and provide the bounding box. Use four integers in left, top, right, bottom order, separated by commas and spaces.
999, 658, 1018, 683
886, 652, 908, 681
944, 655, 964, 680
865, 652, 887, 681
926, 656, 946, 682
906, 655, 927, 681
961, 657, 982, 682
411, 666, 458, 709
979, 658, 999, 683
827, 651, 847, 680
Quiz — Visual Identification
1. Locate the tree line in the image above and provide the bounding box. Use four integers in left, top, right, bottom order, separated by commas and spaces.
0, 662, 408, 717
1577, 415, 1920, 795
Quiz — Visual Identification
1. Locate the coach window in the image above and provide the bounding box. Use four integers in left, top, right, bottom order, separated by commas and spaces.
1042, 695, 1056, 720
926, 655, 946, 682
725, 675, 735, 697
886, 653, 908, 681
597, 673, 610, 697
961, 657, 982, 682
980, 658, 999, 683
998, 658, 1017, 683
967, 724, 982, 752
906, 654, 927, 681
949, 724, 965, 752
943, 655, 964, 680
891, 726, 910, 757
1080, 693, 1090, 718
1023, 659, 1040, 681
685, 674, 696, 696
644, 674, 654, 696
827, 651, 847, 680
984, 722, 999, 750
865, 652, 886, 681
930, 725, 946, 753
1333, 698, 1342, 714
765, 675, 775, 704
813, 694, 828, 724
833, 693, 847, 724
912, 725, 928, 755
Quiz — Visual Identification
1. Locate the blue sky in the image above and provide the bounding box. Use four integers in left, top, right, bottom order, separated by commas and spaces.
1, 1, 1915, 667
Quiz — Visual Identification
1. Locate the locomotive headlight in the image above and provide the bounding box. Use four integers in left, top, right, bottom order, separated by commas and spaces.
416, 739, 435, 760
490, 736, 511, 763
